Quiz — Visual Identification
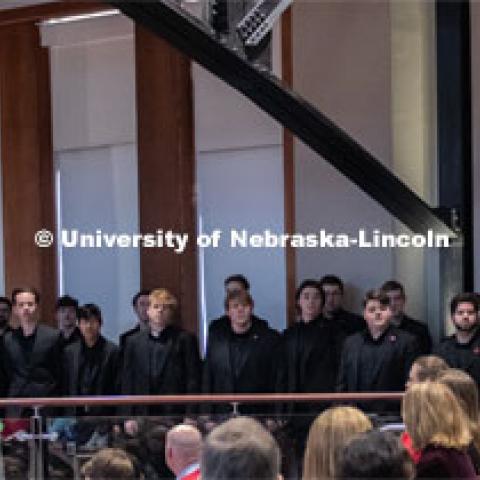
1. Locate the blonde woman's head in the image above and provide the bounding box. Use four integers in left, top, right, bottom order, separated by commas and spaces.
303, 406, 372, 480
402, 381, 472, 451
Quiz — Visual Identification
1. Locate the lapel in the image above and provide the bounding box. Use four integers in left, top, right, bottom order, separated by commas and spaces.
348, 333, 362, 391
234, 321, 262, 379
28, 324, 46, 370
71, 341, 82, 393
217, 329, 235, 391
154, 327, 175, 381
368, 327, 395, 387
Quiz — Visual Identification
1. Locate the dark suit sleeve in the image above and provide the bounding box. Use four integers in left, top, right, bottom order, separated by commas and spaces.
53, 332, 65, 397
336, 340, 349, 392
183, 333, 201, 395
119, 339, 134, 415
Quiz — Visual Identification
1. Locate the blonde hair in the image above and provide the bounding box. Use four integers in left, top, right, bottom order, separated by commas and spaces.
438, 369, 480, 452
402, 381, 472, 451
302, 406, 372, 480
149, 289, 178, 309
81, 448, 135, 480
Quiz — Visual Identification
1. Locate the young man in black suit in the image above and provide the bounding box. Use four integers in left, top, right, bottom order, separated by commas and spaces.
337, 289, 419, 413
2, 287, 64, 417
118, 289, 151, 350
120, 288, 201, 416
202, 289, 285, 415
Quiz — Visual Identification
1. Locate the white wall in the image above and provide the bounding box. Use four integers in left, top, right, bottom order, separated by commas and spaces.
292, 1, 394, 314
42, 14, 139, 343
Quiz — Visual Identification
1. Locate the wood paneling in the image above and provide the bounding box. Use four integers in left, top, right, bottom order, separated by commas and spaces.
282, 8, 296, 325
0, 1, 106, 26
0, 22, 56, 323
135, 24, 197, 334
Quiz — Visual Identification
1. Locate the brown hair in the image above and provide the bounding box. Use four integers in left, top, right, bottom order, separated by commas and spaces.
302, 406, 373, 480
224, 290, 253, 311
412, 355, 449, 382
438, 368, 480, 452
202, 417, 280, 480
402, 381, 472, 451
81, 448, 135, 480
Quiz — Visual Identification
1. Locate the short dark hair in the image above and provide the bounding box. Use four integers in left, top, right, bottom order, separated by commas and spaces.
12, 287, 40, 305
338, 430, 413, 479
381, 280, 405, 297
78, 303, 102, 324
224, 290, 253, 311
55, 295, 78, 311
132, 289, 151, 307
319, 275, 344, 293
0, 296, 12, 310
202, 417, 281, 480
224, 274, 250, 291
450, 292, 479, 316
295, 280, 324, 314
362, 289, 390, 308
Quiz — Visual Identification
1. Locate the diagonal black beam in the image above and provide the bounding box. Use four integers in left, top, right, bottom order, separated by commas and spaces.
109, 0, 455, 238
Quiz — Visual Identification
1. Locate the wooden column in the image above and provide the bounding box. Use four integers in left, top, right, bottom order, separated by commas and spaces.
135, 25, 198, 334
282, 8, 296, 325
0, 22, 56, 324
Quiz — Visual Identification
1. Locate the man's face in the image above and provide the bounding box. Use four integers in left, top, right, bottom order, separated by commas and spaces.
452, 302, 478, 333
148, 299, 174, 333
322, 284, 343, 313
78, 316, 101, 345
227, 299, 253, 333
13, 292, 38, 325
134, 295, 150, 325
384, 289, 405, 317
363, 299, 391, 332
0, 302, 11, 328
225, 281, 247, 295
298, 287, 322, 321
56, 306, 77, 333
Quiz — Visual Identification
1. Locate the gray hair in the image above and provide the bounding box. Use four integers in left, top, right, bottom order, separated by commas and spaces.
202, 417, 281, 480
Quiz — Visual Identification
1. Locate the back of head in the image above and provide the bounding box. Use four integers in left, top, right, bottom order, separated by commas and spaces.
413, 355, 449, 382
338, 430, 413, 479
438, 369, 479, 423
166, 424, 202, 474
82, 448, 135, 480
303, 406, 372, 480
402, 381, 472, 451
202, 417, 280, 480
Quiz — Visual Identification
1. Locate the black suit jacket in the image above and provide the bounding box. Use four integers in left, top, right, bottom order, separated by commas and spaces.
63, 335, 119, 415
398, 314, 432, 354
120, 326, 201, 415
119, 324, 141, 351
202, 318, 286, 414
2, 324, 64, 417
337, 326, 419, 412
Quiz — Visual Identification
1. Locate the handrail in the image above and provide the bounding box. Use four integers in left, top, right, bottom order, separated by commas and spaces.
0, 392, 403, 408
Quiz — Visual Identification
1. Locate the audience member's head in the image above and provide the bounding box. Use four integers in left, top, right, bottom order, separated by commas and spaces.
303, 406, 372, 480
202, 417, 281, 480
338, 430, 414, 479
438, 368, 480, 450
224, 290, 254, 334
0, 296, 12, 331
224, 274, 250, 294
147, 289, 178, 334
132, 289, 151, 327
318, 275, 344, 318
406, 355, 449, 389
381, 280, 407, 320
295, 279, 324, 323
165, 424, 202, 476
402, 381, 472, 451
450, 293, 479, 335
81, 448, 136, 480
